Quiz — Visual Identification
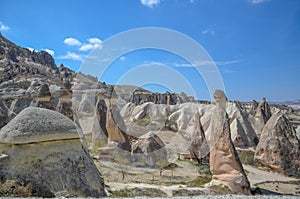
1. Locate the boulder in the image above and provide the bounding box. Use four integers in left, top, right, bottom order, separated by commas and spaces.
0, 107, 106, 197
254, 112, 300, 176
131, 131, 168, 167
208, 90, 251, 194
38, 83, 51, 97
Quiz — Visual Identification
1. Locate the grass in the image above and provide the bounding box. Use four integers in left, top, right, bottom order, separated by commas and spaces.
237, 150, 255, 166
111, 187, 167, 197
135, 114, 151, 126
0, 180, 32, 197
186, 176, 211, 187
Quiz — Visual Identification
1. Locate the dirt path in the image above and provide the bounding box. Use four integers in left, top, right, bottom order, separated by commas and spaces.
107, 182, 211, 197
243, 165, 299, 186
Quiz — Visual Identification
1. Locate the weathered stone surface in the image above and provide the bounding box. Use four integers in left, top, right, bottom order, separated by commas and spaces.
92, 97, 108, 146
255, 97, 272, 124
38, 83, 51, 97
226, 103, 258, 147
254, 112, 300, 176
188, 112, 209, 163
0, 107, 78, 144
0, 107, 106, 197
106, 101, 131, 151
208, 90, 251, 194
131, 131, 168, 167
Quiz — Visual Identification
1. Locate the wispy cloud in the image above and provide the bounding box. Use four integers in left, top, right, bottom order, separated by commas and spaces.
248, 0, 269, 4
173, 60, 241, 67
42, 49, 55, 56
140, 0, 160, 8
58, 51, 84, 61
64, 37, 82, 46
201, 28, 215, 36
0, 21, 10, 32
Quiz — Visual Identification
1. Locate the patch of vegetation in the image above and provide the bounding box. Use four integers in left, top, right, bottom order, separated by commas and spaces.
187, 176, 211, 187
111, 187, 167, 197
237, 150, 255, 166
135, 114, 151, 126
162, 119, 178, 132
172, 188, 204, 196
0, 180, 32, 197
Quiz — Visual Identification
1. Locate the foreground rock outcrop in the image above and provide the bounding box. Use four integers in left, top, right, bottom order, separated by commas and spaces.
254, 112, 300, 176
0, 107, 106, 197
208, 90, 251, 194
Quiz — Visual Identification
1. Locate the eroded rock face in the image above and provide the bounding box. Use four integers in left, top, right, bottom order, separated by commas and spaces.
188, 112, 209, 163
131, 131, 168, 167
0, 107, 106, 197
208, 90, 251, 194
254, 112, 300, 176
106, 101, 131, 151
255, 97, 272, 124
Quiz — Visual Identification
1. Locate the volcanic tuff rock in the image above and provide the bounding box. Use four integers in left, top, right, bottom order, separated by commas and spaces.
106, 101, 131, 151
188, 112, 209, 163
255, 97, 272, 124
131, 131, 168, 167
208, 90, 251, 194
254, 111, 300, 176
0, 107, 106, 197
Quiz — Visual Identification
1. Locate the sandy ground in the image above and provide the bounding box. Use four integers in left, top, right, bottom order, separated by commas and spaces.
95, 158, 300, 197
244, 165, 299, 185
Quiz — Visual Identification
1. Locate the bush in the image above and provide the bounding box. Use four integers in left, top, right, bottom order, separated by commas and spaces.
237, 150, 255, 166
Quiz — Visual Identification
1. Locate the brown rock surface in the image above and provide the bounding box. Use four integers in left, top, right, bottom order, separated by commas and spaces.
106, 101, 131, 151
254, 111, 300, 176
189, 112, 209, 163
209, 90, 251, 194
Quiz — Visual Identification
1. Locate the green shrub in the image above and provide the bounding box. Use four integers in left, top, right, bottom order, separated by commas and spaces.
135, 114, 151, 126
237, 150, 255, 166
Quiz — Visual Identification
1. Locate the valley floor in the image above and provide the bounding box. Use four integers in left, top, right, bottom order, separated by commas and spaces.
94, 159, 300, 197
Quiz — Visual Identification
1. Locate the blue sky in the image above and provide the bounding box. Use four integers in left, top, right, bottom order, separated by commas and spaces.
0, 0, 300, 101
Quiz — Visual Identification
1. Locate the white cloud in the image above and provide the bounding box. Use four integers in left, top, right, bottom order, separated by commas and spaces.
248, 0, 269, 4
201, 28, 215, 36
140, 0, 160, 8
58, 51, 83, 61
120, 56, 126, 61
173, 60, 241, 67
79, 44, 94, 51
64, 37, 81, 46
88, 37, 102, 44
79, 43, 101, 51
0, 21, 10, 32
42, 49, 55, 56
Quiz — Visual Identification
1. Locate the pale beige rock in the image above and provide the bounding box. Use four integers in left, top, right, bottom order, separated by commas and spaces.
0, 107, 78, 144
131, 131, 168, 168
254, 111, 300, 176
0, 107, 106, 197
209, 90, 251, 195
